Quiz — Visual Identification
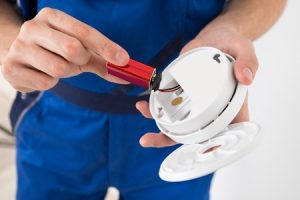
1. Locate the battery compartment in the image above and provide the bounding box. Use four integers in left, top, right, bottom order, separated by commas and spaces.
152, 74, 192, 123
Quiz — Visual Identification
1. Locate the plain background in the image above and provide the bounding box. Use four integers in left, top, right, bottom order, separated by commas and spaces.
212, 0, 300, 199
0, 0, 300, 199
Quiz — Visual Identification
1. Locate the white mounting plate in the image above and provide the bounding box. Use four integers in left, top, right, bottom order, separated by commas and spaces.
159, 122, 260, 182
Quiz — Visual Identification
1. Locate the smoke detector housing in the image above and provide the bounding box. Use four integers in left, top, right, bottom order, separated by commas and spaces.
149, 47, 260, 182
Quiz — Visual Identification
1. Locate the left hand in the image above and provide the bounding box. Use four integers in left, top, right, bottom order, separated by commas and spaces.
136, 25, 259, 148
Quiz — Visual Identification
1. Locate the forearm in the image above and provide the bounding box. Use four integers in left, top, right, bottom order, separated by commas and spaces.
0, 0, 22, 64
198, 0, 287, 40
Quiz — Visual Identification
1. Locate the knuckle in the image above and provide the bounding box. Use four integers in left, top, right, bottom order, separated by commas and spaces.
11, 38, 25, 52
38, 7, 56, 19
73, 25, 90, 39
1, 60, 16, 77
20, 20, 38, 35
62, 38, 82, 60
37, 7, 65, 26
37, 78, 57, 90
39, 7, 65, 26
98, 40, 119, 59
51, 61, 67, 78
101, 40, 114, 53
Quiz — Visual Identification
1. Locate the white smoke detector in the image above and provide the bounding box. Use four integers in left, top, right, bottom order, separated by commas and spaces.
149, 47, 260, 182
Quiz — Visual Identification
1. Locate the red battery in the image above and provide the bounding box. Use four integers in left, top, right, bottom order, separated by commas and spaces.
107, 59, 161, 90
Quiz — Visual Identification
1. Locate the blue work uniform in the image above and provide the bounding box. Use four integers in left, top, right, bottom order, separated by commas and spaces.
11, 0, 226, 199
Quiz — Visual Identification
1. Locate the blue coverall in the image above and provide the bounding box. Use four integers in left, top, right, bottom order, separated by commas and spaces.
11, 0, 226, 199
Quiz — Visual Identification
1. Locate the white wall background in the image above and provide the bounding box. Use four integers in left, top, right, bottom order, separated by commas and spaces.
212, 0, 300, 199
0, 74, 15, 130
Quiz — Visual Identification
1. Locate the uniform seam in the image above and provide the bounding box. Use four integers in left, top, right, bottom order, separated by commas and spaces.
14, 92, 44, 134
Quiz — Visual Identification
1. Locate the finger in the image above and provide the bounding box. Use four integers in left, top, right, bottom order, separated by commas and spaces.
1, 62, 33, 92
136, 101, 153, 118
3, 63, 58, 92
19, 20, 91, 66
232, 42, 259, 85
140, 132, 176, 148
18, 22, 129, 83
11, 39, 82, 78
36, 8, 129, 66
80, 52, 129, 84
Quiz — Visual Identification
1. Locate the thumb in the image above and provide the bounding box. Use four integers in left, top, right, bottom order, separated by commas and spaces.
234, 58, 258, 85
233, 46, 259, 85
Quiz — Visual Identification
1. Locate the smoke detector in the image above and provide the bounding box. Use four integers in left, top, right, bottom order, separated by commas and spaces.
148, 47, 260, 182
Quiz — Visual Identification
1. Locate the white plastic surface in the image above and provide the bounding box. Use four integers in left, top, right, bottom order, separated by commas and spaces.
148, 47, 260, 182
150, 47, 247, 144
159, 122, 260, 182
168, 48, 235, 104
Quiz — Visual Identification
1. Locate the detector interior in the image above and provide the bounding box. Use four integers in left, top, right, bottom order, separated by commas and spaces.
149, 47, 260, 182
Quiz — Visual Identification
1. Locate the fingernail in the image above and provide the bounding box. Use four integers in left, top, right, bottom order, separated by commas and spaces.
115, 51, 128, 65
139, 138, 147, 147
243, 68, 253, 82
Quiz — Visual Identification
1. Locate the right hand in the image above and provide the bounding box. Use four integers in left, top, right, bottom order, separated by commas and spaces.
1, 8, 130, 92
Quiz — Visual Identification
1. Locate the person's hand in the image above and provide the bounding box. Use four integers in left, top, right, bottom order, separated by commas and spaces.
1, 8, 129, 92
136, 25, 258, 148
